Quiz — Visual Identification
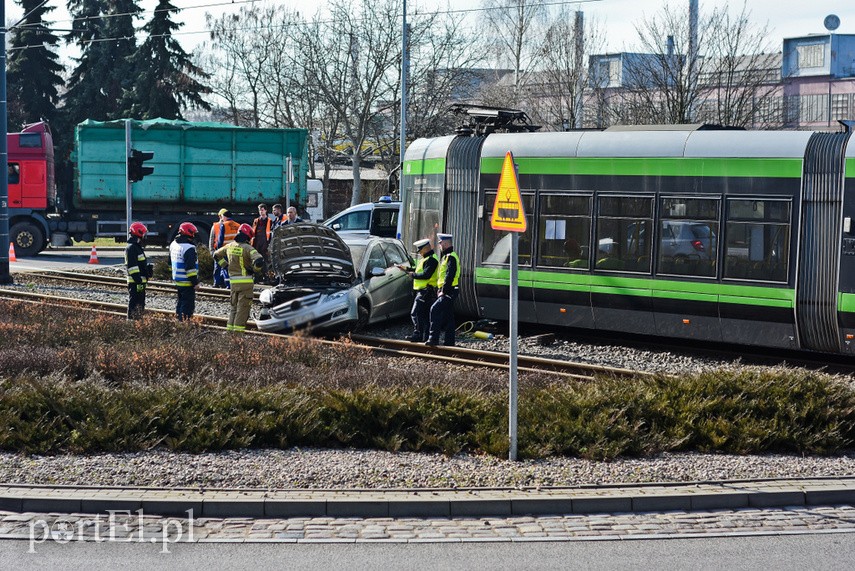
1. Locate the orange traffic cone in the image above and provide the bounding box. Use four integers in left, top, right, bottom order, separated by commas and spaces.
8, 242, 17, 262
87, 245, 99, 265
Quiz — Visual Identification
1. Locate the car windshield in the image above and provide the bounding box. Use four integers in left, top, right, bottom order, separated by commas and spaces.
348, 244, 367, 267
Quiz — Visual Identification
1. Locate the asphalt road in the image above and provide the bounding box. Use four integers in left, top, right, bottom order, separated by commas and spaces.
8, 248, 128, 273
2, 533, 854, 570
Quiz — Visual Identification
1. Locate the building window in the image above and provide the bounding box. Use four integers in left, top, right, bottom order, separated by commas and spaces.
796, 44, 824, 69
536, 194, 592, 269
799, 94, 828, 123
595, 196, 653, 273
657, 197, 720, 278
724, 199, 790, 283
832, 94, 851, 121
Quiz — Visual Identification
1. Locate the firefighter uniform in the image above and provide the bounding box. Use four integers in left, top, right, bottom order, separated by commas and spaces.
426, 234, 460, 346
125, 234, 149, 320
210, 209, 240, 288
213, 234, 264, 332
406, 238, 439, 342
170, 234, 199, 320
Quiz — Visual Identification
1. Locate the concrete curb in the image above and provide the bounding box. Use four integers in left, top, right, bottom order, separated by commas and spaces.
1, 478, 855, 518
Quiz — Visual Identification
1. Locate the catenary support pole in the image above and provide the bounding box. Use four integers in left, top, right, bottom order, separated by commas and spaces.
126, 120, 132, 233
0, 1, 12, 284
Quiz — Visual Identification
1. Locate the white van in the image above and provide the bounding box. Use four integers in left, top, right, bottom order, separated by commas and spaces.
323, 196, 402, 239
305, 179, 325, 223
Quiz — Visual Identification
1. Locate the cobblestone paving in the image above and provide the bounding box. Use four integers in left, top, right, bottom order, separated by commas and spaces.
3, 506, 855, 544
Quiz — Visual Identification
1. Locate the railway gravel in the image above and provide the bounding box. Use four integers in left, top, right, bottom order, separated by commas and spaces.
1, 449, 854, 489
8, 265, 753, 376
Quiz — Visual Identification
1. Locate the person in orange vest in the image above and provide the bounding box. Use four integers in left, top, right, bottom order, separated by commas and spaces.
213, 224, 265, 333
270, 203, 287, 232
251, 203, 273, 259
209, 208, 240, 288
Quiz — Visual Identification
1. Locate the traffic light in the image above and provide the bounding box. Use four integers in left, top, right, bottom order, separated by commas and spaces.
128, 149, 154, 182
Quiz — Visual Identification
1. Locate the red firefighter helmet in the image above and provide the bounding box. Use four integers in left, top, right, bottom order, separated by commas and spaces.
238, 223, 254, 239
178, 222, 198, 237
128, 222, 148, 238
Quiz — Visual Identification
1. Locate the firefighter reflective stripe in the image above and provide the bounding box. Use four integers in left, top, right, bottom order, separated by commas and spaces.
413, 254, 439, 290
125, 244, 148, 284
228, 244, 252, 283
438, 251, 460, 288
170, 241, 197, 286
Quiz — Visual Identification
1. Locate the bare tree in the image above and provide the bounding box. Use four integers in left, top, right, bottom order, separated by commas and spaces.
527, 8, 603, 131
479, 0, 547, 108
608, 1, 775, 127
297, 0, 401, 206
696, 2, 778, 128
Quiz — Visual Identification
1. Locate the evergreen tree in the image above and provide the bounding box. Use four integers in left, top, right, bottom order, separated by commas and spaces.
126, 0, 211, 119
6, 0, 65, 130
63, 0, 142, 124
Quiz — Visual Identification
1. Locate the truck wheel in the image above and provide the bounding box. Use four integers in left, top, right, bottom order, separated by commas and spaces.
10, 222, 45, 257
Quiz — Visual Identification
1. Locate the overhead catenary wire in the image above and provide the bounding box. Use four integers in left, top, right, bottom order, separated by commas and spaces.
7, 0, 603, 53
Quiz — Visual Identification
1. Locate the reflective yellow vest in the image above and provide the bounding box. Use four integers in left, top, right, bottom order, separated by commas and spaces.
438, 251, 460, 288
413, 253, 439, 290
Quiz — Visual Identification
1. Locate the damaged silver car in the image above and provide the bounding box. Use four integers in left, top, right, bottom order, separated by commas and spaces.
256, 222, 414, 333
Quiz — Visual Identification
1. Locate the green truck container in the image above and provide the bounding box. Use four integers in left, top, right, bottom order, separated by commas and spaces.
66, 118, 309, 246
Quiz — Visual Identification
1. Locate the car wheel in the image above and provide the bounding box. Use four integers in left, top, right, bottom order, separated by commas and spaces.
353, 304, 370, 332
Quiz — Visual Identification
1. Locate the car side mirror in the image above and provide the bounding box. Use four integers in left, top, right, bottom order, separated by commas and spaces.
370, 267, 386, 277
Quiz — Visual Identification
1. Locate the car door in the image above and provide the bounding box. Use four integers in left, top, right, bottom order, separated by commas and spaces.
363, 242, 396, 321
380, 241, 414, 317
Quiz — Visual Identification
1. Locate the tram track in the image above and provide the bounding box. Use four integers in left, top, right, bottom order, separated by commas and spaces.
0, 287, 644, 380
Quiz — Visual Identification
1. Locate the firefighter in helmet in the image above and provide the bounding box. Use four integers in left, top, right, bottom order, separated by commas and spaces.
170, 222, 200, 321
213, 223, 265, 332
125, 222, 151, 320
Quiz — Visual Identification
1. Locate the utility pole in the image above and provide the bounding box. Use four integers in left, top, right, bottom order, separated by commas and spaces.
1, 1, 13, 285
687, 0, 699, 122
573, 11, 585, 129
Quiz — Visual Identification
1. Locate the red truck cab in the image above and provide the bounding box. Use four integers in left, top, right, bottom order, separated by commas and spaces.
7, 122, 54, 210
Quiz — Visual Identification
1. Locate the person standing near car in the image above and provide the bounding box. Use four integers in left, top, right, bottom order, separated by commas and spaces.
398, 238, 438, 342
213, 223, 265, 333
426, 233, 460, 347
251, 203, 273, 258
170, 222, 200, 321
284, 206, 303, 225
209, 209, 240, 288
125, 222, 151, 320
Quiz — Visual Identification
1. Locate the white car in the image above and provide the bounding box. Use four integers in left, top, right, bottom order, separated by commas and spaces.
322, 196, 402, 238
256, 223, 414, 333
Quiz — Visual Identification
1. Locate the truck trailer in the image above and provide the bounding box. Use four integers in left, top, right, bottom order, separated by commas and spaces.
7, 118, 309, 255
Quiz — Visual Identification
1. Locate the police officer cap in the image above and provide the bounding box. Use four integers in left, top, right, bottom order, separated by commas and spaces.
437, 233, 453, 241
413, 238, 431, 249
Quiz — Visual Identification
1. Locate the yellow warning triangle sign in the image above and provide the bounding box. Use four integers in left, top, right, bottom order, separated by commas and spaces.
490, 151, 527, 232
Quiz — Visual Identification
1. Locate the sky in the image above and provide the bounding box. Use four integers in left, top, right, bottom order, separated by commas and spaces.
5, 0, 854, 64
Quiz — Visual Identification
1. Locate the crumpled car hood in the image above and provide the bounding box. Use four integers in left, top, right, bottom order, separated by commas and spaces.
269, 223, 355, 281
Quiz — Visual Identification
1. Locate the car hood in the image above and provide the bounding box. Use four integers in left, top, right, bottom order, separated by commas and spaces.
269, 223, 356, 281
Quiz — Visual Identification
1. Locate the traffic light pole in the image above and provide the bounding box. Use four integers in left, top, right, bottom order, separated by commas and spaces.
0, 2, 13, 284
125, 120, 133, 235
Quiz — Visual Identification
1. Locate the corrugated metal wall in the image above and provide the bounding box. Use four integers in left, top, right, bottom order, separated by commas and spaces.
796, 131, 851, 352
443, 136, 486, 318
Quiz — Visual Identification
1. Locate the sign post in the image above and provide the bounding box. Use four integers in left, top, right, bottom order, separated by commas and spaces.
490, 151, 527, 461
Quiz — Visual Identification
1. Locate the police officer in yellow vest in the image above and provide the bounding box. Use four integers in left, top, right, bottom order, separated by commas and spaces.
213, 223, 265, 332
426, 233, 460, 347
399, 238, 439, 342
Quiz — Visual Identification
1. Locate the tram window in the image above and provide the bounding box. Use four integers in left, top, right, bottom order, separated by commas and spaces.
657, 197, 719, 278
7, 163, 19, 185
411, 190, 440, 245
595, 196, 653, 272
481, 192, 534, 266
724, 199, 790, 282
536, 194, 591, 269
